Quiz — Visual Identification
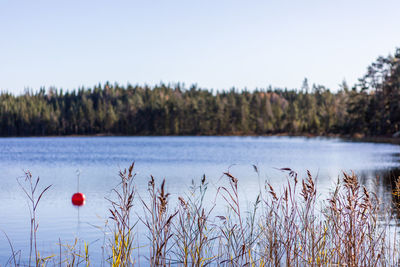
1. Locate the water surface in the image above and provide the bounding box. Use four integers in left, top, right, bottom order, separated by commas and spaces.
0, 136, 399, 264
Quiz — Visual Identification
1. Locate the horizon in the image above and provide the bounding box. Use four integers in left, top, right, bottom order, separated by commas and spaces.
1, 0, 400, 93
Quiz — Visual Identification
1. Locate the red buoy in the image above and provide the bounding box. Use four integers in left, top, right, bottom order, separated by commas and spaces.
71, 192, 86, 206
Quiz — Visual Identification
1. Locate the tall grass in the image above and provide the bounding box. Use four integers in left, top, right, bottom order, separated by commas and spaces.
8, 164, 400, 266
140, 177, 178, 266
17, 171, 53, 267
173, 177, 216, 266
58, 238, 90, 266
107, 162, 137, 266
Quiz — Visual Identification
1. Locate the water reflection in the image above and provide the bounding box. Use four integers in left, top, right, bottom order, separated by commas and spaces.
357, 167, 400, 220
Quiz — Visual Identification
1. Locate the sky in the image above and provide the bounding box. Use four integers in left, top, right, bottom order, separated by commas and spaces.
1, 0, 400, 94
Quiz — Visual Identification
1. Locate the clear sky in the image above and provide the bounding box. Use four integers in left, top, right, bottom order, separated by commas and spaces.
1, 0, 400, 94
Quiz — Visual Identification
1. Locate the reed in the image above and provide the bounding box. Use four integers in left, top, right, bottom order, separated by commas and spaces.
216, 172, 259, 266
172, 176, 217, 266
107, 162, 137, 266
140, 177, 178, 266
17, 171, 53, 267
58, 238, 90, 267
8, 164, 400, 266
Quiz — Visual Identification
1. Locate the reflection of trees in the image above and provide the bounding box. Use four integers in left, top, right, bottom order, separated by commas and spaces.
358, 167, 400, 220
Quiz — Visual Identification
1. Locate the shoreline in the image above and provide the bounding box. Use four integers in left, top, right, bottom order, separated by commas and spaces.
1, 133, 399, 144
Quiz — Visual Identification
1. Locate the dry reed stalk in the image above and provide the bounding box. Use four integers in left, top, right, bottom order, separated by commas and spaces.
217, 172, 260, 266
58, 238, 90, 267
173, 176, 217, 266
107, 162, 137, 267
17, 171, 52, 267
141, 177, 177, 267
326, 171, 384, 266
9, 164, 400, 266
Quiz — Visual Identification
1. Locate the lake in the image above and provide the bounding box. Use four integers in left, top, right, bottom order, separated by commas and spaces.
0, 136, 399, 264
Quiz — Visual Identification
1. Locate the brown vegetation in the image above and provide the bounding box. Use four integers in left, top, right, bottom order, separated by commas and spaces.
7, 164, 400, 266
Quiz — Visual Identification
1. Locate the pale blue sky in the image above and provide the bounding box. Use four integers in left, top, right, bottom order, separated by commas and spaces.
1, 0, 400, 93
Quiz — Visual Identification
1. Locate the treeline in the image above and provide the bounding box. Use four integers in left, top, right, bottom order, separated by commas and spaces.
1, 48, 400, 137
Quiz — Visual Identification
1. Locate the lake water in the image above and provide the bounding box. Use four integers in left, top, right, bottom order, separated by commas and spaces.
0, 136, 399, 264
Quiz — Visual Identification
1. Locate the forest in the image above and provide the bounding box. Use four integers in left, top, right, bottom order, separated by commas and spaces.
1, 48, 400, 137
